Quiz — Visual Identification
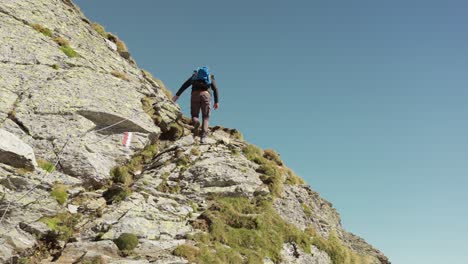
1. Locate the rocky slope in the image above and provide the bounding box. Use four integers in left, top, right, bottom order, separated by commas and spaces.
0, 0, 390, 263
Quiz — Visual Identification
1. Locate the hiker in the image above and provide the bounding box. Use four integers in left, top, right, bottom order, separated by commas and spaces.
172, 66, 219, 143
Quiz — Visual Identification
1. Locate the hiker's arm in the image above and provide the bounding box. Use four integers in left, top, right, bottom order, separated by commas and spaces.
211, 77, 219, 104
173, 76, 192, 102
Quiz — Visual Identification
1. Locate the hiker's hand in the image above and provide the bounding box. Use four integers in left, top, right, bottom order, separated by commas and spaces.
214, 103, 219, 110
172, 95, 179, 102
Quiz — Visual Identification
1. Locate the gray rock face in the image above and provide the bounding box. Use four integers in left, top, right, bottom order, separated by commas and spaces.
0, 129, 37, 169
0, 0, 389, 263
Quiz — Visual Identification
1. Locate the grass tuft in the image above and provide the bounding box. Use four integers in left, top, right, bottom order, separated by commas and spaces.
37, 159, 55, 173
263, 149, 283, 166
31, 24, 52, 37
110, 166, 133, 186
60, 45, 78, 58
51, 184, 68, 205
111, 71, 129, 81
103, 185, 131, 204
53, 36, 70, 47
39, 212, 80, 241
91, 22, 108, 38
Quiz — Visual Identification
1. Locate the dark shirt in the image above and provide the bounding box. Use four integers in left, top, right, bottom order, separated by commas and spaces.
176, 74, 219, 104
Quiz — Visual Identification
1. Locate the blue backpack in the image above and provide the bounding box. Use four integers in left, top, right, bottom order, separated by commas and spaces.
192, 66, 211, 85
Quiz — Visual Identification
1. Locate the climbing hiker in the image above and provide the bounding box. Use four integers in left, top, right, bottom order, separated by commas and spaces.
172, 66, 219, 143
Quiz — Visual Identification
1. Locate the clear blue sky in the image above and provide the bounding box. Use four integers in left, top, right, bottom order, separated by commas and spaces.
74, 1, 468, 263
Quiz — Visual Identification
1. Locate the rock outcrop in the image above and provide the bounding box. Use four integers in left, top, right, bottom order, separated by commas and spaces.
0, 0, 390, 263
0, 129, 37, 170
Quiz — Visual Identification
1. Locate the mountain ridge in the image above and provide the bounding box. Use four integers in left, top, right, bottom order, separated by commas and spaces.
0, 0, 389, 263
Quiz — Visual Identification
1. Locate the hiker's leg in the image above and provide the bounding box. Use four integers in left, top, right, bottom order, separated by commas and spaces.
190, 93, 201, 127
200, 92, 212, 137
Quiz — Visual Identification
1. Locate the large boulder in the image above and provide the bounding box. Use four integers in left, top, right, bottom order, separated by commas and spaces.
0, 129, 37, 170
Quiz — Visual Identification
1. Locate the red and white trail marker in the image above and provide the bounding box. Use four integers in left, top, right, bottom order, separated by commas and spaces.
122, 132, 133, 148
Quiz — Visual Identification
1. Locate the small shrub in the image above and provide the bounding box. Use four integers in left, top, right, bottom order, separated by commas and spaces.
284, 168, 304, 185
51, 184, 68, 205
60, 45, 78, 58
230, 129, 243, 140
51, 64, 60, 70
191, 147, 201, 156
91, 22, 108, 38
116, 39, 127, 52
189, 201, 199, 212
187, 196, 313, 263
173, 244, 200, 263
242, 145, 264, 164
156, 176, 181, 194
257, 163, 283, 197
32, 24, 52, 37
53, 36, 70, 47
161, 123, 184, 141
37, 159, 55, 173
177, 155, 190, 167
140, 144, 158, 163
39, 212, 80, 241
110, 166, 132, 186
111, 71, 129, 81
103, 185, 131, 204
113, 233, 139, 251
305, 228, 371, 264
263, 149, 283, 166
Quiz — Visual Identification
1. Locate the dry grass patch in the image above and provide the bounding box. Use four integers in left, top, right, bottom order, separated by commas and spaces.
111, 71, 129, 81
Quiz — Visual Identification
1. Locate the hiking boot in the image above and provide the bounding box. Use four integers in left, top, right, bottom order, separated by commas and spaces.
192, 120, 200, 137
200, 136, 205, 144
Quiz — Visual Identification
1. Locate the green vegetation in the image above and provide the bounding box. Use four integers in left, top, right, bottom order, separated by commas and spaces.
156, 172, 181, 194
301, 203, 313, 218
263, 149, 283, 166
180, 196, 370, 264
111, 71, 129, 81
51, 64, 60, 70
17, 257, 31, 264
181, 196, 312, 263
91, 22, 108, 38
110, 166, 132, 186
284, 168, 304, 185
114, 233, 139, 251
242, 144, 284, 196
37, 159, 55, 173
51, 184, 68, 205
115, 39, 128, 53
103, 185, 131, 204
212, 126, 244, 140
31, 24, 52, 37
189, 201, 199, 213
242, 145, 265, 164
52, 36, 78, 58
161, 123, 184, 141
60, 45, 78, 58
191, 147, 201, 156
39, 212, 80, 241
230, 129, 244, 140
30, 23, 78, 57
109, 143, 159, 184
242, 144, 305, 196
141, 144, 158, 161
52, 36, 70, 47
305, 228, 371, 264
